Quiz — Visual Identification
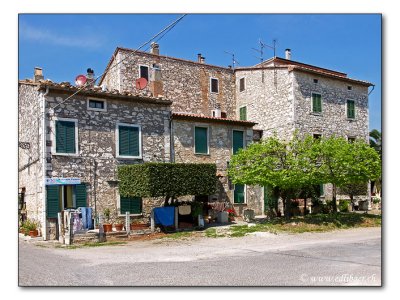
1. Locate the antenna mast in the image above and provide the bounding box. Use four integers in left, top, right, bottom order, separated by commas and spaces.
224, 50, 239, 70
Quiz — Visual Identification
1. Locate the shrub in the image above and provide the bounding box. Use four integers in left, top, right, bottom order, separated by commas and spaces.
372, 197, 381, 204
21, 219, 38, 235
118, 163, 217, 198
339, 200, 351, 212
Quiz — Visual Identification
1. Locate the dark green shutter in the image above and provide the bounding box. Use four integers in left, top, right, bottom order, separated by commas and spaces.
319, 184, 324, 196
313, 94, 322, 113
119, 126, 140, 156
46, 186, 60, 218
195, 127, 208, 154
56, 121, 75, 153
120, 197, 142, 214
347, 100, 355, 119
232, 130, 244, 154
264, 185, 278, 212
75, 184, 87, 208
234, 184, 245, 204
239, 106, 247, 121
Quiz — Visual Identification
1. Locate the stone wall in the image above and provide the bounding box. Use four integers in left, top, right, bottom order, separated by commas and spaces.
102, 49, 236, 119
45, 92, 171, 223
235, 68, 295, 140
18, 83, 45, 227
293, 71, 369, 141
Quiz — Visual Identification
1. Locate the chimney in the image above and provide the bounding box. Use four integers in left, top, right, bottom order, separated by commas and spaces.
197, 53, 202, 63
285, 49, 291, 60
34, 67, 44, 82
200, 56, 205, 64
86, 68, 95, 86
150, 42, 160, 55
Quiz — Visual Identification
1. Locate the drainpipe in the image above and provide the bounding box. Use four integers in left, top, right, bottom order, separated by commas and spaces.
169, 112, 175, 163
41, 86, 49, 240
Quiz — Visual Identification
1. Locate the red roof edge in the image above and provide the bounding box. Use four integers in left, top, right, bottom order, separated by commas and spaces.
171, 112, 257, 127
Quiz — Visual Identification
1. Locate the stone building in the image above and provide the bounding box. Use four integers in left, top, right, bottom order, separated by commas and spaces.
19, 44, 373, 239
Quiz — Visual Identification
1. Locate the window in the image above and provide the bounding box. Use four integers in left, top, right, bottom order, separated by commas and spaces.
234, 184, 245, 204
194, 126, 209, 154
239, 77, 245, 92
87, 99, 106, 111
348, 137, 356, 143
313, 79, 318, 84
312, 93, 322, 114
120, 196, 142, 215
55, 119, 78, 155
210, 78, 219, 93
116, 123, 142, 158
139, 65, 149, 81
313, 134, 322, 140
347, 86, 352, 91
232, 130, 244, 154
221, 112, 227, 118
347, 100, 355, 119
239, 106, 247, 121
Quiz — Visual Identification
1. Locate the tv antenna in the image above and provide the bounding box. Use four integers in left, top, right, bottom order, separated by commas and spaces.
224, 51, 240, 69
252, 39, 277, 64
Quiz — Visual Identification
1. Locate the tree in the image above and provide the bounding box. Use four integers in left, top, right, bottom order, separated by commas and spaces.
314, 137, 381, 212
228, 134, 318, 217
369, 129, 382, 158
338, 182, 368, 209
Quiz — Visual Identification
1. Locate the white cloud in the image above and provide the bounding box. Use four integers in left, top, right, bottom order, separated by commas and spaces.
19, 22, 105, 49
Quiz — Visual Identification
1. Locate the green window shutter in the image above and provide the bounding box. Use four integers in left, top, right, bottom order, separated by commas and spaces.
239, 106, 247, 121
119, 126, 140, 156
195, 127, 208, 154
232, 130, 244, 154
234, 184, 245, 204
75, 184, 87, 208
56, 121, 76, 153
312, 94, 322, 113
347, 100, 355, 119
120, 197, 142, 214
319, 184, 324, 196
46, 186, 60, 218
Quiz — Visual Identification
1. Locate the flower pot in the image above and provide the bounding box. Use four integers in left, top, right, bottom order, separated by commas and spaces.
115, 224, 124, 231
130, 224, 148, 230
103, 224, 113, 233
29, 229, 38, 237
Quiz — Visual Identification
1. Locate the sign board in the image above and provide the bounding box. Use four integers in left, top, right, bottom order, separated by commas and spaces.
45, 178, 81, 185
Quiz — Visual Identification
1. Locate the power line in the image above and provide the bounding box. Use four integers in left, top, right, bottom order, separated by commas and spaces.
46, 14, 187, 114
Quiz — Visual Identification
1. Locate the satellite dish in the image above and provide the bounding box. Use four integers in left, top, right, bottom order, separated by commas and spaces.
135, 77, 148, 90
75, 75, 87, 86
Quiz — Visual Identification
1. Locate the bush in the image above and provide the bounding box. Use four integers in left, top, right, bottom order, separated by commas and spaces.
118, 163, 218, 198
372, 197, 381, 204
339, 200, 351, 212
21, 219, 38, 235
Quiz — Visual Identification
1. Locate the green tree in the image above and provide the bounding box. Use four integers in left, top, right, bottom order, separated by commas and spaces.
369, 129, 382, 158
228, 134, 318, 217
338, 182, 368, 209
314, 137, 381, 212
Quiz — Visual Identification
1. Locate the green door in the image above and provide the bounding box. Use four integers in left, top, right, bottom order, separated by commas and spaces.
264, 186, 278, 213
234, 184, 245, 204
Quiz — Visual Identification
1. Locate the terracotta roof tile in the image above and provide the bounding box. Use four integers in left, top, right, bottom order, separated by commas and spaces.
171, 112, 257, 127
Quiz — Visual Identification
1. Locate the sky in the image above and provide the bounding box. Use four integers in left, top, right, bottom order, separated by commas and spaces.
18, 14, 381, 131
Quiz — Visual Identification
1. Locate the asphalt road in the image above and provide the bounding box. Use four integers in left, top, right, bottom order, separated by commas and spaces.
18, 227, 381, 286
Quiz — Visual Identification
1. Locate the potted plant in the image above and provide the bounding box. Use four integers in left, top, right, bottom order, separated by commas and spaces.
226, 208, 236, 222
102, 208, 113, 233
130, 219, 148, 230
23, 219, 39, 237
114, 220, 124, 231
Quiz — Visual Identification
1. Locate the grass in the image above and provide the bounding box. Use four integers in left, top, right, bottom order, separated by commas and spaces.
157, 231, 193, 240
55, 241, 127, 249
205, 228, 226, 238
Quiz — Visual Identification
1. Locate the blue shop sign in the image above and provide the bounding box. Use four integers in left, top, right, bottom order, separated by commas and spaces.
45, 178, 81, 185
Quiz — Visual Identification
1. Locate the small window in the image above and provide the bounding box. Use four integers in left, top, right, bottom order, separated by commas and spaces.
312, 93, 322, 114
194, 126, 209, 154
347, 100, 355, 119
55, 119, 77, 155
313, 134, 322, 140
221, 112, 227, 118
120, 196, 142, 215
347, 86, 352, 91
313, 79, 318, 84
239, 106, 247, 121
239, 78, 245, 92
139, 65, 149, 81
116, 123, 141, 158
210, 78, 219, 93
348, 137, 356, 143
88, 99, 106, 111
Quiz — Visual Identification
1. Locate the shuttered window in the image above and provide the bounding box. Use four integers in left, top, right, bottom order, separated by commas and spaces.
139, 65, 149, 81
120, 197, 142, 214
234, 184, 245, 204
46, 186, 60, 218
75, 184, 87, 208
239, 106, 247, 121
232, 130, 244, 154
55, 120, 76, 154
312, 93, 322, 113
211, 78, 219, 93
347, 100, 355, 119
195, 127, 208, 154
239, 78, 245, 92
118, 125, 140, 157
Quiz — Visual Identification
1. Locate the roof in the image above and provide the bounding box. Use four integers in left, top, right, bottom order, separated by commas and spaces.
99, 47, 234, 85
236, 57, 373, 86
19, 79, 173, 105
171, 112, 257, 127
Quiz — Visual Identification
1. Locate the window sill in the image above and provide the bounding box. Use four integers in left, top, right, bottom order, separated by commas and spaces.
53, 152, 79, 157
194, 153, 210, 156
347, 118, 356, 122
116, 155, 143, 160
87, 107, 107, 112
233, 203, 247, 206
310, 112, 323, 116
